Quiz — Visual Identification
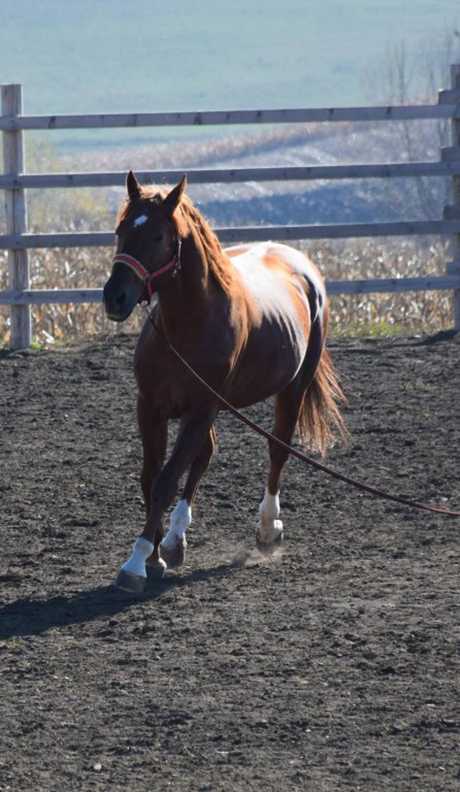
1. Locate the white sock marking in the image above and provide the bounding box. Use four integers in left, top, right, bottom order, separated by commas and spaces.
121, 537, 154, 578
258, 488, 283, 543
162, 499, 192, 549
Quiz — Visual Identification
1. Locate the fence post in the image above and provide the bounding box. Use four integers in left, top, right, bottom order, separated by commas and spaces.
449, 65, 460, 329
1, 84, 30, 349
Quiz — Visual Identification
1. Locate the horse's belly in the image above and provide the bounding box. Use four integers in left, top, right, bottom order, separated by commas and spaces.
228, 323, 307, 407
227, 258, 310, 407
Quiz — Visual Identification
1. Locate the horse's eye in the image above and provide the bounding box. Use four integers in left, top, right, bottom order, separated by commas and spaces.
153, 234, 164, 243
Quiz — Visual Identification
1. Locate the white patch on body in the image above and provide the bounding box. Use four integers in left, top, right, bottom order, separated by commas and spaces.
257, 488, 283, 544
120, 537, 154, 578
162, 499, 192, 550
133, 214, 148, 228
226, 241, 326, 324
272, 242, 326, 323
229, 246, 309, 377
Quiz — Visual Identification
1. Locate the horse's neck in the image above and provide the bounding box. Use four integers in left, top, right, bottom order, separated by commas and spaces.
157, 228, 216, 341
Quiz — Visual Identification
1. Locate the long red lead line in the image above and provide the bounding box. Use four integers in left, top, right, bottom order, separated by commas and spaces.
147, 308, 460, 518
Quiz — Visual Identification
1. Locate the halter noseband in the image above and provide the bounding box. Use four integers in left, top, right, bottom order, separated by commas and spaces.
111, 234, 182, 304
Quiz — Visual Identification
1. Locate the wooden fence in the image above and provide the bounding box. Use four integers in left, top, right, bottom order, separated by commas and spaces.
1, 66, 460, 349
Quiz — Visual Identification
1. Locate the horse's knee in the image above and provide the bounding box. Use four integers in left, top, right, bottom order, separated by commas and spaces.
150, 463, 178, 511
140, 469, 152, 507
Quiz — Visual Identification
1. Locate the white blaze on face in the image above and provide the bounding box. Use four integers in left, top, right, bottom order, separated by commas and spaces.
133, 214, 148, 228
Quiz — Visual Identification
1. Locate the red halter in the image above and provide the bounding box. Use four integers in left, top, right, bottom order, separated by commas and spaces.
111, 235, 182, 304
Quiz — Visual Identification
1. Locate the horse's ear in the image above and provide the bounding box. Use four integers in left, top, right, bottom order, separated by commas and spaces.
126, 171, 141, 201
164, 175, 187, 213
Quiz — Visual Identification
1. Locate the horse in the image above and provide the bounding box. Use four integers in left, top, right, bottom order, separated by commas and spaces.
103, 172, 346, 593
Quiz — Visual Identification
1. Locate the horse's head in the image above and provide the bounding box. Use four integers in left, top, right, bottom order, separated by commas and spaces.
103, 172, 187, 322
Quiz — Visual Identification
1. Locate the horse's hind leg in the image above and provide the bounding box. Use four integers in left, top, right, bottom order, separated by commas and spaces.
256, 388, 302, 551
161, 426, 217, 568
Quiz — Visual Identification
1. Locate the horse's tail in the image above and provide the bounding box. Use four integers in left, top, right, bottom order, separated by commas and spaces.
297, 326, 348, 458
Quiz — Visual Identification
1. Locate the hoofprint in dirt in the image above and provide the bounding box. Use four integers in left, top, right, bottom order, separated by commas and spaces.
0, 332, 459, 792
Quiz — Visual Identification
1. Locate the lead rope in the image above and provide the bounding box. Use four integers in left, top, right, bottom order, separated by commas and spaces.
145, 306, 460, 518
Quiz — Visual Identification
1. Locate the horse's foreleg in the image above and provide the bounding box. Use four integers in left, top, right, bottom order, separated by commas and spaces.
115, 398, 168, 594
115, 405, 217, 592
144, 408, 217, 545
138, 397, 168, 516
161, 425, 217, 568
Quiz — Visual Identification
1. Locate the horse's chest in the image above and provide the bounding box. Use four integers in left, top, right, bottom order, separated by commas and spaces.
135, 346, 230, 418
135, 363, 187, 417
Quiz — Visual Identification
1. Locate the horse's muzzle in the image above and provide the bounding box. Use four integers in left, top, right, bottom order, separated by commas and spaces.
103, 273, 142, 322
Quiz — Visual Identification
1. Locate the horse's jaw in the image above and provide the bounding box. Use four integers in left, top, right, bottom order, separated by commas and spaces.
104, 305, 135, 323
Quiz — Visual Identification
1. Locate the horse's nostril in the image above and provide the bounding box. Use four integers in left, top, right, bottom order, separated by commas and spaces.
116, 291, 126, 308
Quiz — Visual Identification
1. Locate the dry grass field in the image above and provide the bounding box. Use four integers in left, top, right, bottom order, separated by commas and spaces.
0, 237, 454, 347
0, 126, 456, 346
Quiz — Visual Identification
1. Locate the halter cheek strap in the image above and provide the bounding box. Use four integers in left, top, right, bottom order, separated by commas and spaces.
111, 235, 182, 304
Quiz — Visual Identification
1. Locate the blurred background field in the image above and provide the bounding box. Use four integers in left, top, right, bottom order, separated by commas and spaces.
1, 0, 458, 148
0, 108, 457, 346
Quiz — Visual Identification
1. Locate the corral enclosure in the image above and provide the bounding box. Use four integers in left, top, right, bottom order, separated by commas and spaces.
1, 54, 460, 792
1, 69, 460, 348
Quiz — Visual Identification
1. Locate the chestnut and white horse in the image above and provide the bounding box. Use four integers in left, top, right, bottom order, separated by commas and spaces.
103, 173, 345, 593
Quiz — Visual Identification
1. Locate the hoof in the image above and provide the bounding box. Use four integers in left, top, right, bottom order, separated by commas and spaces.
146, 558, 167, 581
161, 539, 186, 569
256, 515, 284, 554
115, 569, 147, 594
256, 529, 284, 555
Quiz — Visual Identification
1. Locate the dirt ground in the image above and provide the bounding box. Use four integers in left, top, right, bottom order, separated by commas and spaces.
0, 330, 459, 792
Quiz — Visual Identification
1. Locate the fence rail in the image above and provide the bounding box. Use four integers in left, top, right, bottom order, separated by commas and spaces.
1, 103, 459, 132
1, 70, 460, 348
2, 220, 460, 252
2, 160, 460, 191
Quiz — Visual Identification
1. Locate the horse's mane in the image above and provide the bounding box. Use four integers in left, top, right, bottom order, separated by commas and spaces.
117, 187, 237, 294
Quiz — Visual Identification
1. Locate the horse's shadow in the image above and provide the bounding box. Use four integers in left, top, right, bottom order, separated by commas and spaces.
0, 554, 252, 641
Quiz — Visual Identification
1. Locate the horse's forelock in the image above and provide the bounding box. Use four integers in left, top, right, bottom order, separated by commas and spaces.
116, 186, 188, 232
